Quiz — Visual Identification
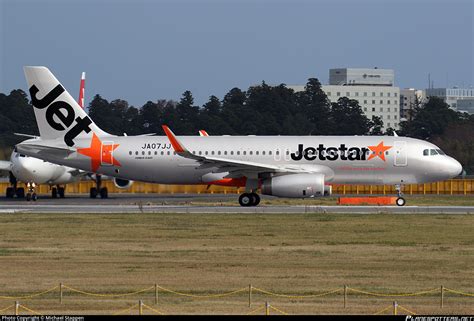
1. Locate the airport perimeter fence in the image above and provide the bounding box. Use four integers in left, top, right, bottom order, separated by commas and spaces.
2, 178, 474, 196
0, 283, 472, 315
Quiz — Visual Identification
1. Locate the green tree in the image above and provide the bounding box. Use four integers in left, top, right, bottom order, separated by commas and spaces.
296, 78, 332, 134
400, 96, 459, 140
329, 97, 371, 135
369, 116, 384, 135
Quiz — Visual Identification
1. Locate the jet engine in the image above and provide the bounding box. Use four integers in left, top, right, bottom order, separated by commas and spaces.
261, 173, 326, 198
113, 178, 134, 189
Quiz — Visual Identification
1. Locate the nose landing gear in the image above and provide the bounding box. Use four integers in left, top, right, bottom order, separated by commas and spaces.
395, 184, 405, 206
25, 182, 37, 201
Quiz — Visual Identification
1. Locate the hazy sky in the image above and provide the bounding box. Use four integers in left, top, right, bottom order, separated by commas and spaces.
1, 0, 473, 107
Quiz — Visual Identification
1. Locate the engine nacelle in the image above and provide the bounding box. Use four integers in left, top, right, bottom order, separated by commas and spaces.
261, 173, 326, 198
114, 178, 133, 189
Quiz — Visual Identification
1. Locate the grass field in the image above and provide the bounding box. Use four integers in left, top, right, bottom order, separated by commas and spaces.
0, 213, 472, 315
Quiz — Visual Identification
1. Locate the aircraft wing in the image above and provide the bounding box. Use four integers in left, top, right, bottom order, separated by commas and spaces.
162, 126, 334, 178
16, 143, 75, 159
0, 160, 12, 172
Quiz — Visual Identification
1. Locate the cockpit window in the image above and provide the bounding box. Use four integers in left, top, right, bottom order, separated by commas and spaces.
436, 149, 446, 155
430, 149, 438, 155
19, 154, 26, 157
423, 149, 429, 156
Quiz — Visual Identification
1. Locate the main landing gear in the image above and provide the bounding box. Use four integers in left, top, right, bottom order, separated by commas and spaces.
238, 193, 260, 207
90, 174, 108, 199
51, 185, 65, 199
395, 184, 406, 206
5, 173, 25, 199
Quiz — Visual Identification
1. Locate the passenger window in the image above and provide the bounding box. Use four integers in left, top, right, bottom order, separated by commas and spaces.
218, 151, 221, 155
211, 151, 215, 155
269, 151, 272, 155
237, 151, 240, 155
205, 151, 208, 155
154, 151, 157, 155
161, 151, 164, 155
135, 151, 138, 155
430, 149, 438, 155
224, 151, 227, 155
276, 151, 280, 155
167, 151, 170, 155
243, 151, 246, 155
142, 151, 145, 155
262, 151, 265, 156
423, 149, 429, 156
129, 151, 132, 155
249, 151, 253, 155
199, 151, 202, 155
256, 151, 259, 155
230, 151, 234, 155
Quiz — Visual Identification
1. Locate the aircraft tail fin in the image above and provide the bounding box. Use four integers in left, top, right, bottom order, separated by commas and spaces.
78, 72, 86, 108
23, 66, 110, 146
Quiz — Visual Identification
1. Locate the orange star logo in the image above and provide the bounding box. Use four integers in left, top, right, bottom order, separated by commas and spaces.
367, 141, 392, 161
77, 133, 121, 172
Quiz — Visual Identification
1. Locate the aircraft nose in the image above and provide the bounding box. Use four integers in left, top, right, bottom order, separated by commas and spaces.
446, 157, 463, 178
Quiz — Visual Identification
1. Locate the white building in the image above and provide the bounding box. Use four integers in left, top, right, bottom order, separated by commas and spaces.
400, 88, 426, 121
289, 68, 400, 130
425, 87, 474, 110
457, 98, 474, 114
329, 68, 394, 86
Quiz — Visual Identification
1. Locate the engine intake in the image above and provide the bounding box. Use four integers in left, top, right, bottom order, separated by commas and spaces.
114, 178, 133, 189
261, 173, 326, 198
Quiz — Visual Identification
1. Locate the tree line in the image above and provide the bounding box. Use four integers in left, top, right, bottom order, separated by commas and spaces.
0, 78, 473, 173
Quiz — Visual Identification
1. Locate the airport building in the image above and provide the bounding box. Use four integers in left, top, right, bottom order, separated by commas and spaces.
425, 87, 474, 110
457, 98, 474, 114
289, 68, 400, 130
399, 88, 426, 121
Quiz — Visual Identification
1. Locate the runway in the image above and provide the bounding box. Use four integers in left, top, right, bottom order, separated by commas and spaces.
0, 194, 473, 214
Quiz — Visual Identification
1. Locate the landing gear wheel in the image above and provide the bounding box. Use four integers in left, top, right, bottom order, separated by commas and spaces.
396, 197, 406, 206
32, 193, 37, 201
58, 187, 65, 198
6, 187, 14, 198
100, 187, 108, 199
16, 188, 25, 198
251, 193, 260, 206
90, 187, 98, 198
52, 187, 58, 199
26, 193, 32, 201
239, 193, 253, 207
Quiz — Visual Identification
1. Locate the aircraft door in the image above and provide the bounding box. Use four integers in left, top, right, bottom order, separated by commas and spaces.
394, 141, 407, 167
101, 141, 115, 166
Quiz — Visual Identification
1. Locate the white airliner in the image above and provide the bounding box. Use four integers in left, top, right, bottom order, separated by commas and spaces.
15, 66, 462, 206
1, 72, 130, 200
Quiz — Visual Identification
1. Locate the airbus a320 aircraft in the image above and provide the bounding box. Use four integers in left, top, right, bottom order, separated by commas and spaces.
16, 67, 462, 206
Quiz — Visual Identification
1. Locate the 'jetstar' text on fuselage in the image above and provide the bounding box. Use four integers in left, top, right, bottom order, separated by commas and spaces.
291, 144, 370, 161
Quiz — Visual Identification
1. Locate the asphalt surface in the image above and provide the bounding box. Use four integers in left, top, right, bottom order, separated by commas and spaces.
0, 193, 473, 214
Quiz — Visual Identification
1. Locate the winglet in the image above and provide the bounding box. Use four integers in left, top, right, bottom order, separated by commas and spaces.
162, 125, 186, 153
199, 130, 209, 136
